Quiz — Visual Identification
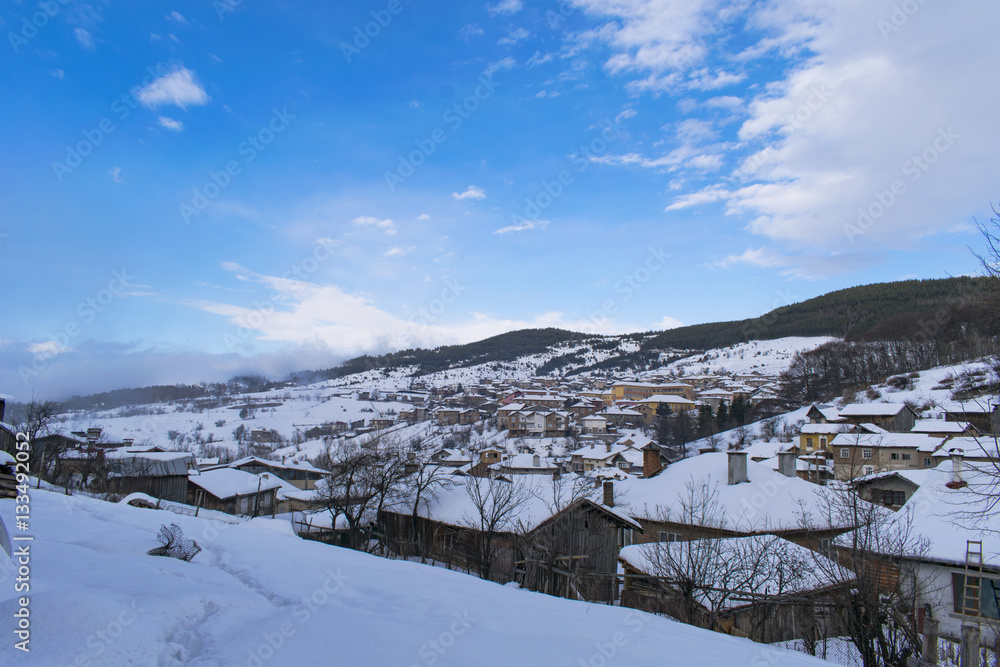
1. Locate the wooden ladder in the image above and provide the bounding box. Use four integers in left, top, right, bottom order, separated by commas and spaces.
963, 539, 984, 618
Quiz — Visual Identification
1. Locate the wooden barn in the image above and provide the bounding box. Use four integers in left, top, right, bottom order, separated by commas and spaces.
103, 449, 197, 503
187, 468, 282, 517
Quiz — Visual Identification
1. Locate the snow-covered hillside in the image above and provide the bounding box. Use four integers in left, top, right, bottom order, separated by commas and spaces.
53, 337, 834, 457
658, 337, 838, 377
0, 490, 829, 666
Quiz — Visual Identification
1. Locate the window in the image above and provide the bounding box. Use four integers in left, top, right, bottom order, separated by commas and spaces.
890, 452, 899, 460
862, 448, 873, 460
840, 448, 850, 459
658, 531, 682, 543
863, 465, 875, 475
239, 496, 249, 514
953, 573, 1000, 619
817, 538, 832, 556
806, 437, 814, 449
877, 489, 906, 506
902, 453, 911, 461
924, 457, 932, 467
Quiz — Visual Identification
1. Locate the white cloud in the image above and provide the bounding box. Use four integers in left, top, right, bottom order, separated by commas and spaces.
460, 23, 485, 40
665, 185, 730, 211
582, 0, 1000, 258
167, 10, 187, 23
654, 316, 684, 330
494, 219, 548, 234
192, 266, 638, 359
50, 69, 64, 80
351, 216, 396, 234
452, 186, 486, 201
136, 66, 210, 110
109, 167, 124, 184
158, 116, 185, 132
74, 28, 95, 50
484, 57, 517, 78
417, 214, 431, 220
499, 27, 530, 46
711, 247, 790, 270
384, 246, 416, 257
526, 51, 555, 68
705, 95, 743, 110
28, 340, 69, 358
488, 0, 523, 16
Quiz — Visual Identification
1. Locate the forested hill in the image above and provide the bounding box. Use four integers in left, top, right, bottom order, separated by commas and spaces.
642, 276, 996, 352
290, 328, 593, 384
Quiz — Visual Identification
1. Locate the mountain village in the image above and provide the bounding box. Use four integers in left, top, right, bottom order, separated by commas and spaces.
2, 336, 998, 665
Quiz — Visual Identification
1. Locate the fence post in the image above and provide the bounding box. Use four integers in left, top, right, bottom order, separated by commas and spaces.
922, 617, 939, 665
960, 624, 980, 667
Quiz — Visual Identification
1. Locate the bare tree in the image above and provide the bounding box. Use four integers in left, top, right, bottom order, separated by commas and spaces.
760, 416, 783, 442
314, 432, 410, 552
9, 399, 61, 488
462, 476, 532, 581
799, 486, 929, 666
403, 460, 456, 562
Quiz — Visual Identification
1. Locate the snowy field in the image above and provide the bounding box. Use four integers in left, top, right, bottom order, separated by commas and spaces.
0, 490, 831, 666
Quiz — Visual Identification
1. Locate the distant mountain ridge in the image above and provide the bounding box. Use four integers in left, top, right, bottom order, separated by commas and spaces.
53, 276, 995, 410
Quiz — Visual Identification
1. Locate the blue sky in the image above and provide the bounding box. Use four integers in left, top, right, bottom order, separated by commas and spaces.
2, 0, 999, 399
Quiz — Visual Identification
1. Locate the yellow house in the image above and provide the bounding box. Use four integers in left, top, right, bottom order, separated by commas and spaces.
799, 423, 845, 453
610, 382, 694, 402
635, 395, 700, 425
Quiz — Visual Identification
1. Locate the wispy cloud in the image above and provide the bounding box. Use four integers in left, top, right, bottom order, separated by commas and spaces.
351, 215, 396, 234
384, 245, 415, 257
460, 23, 484, 40
74, 28, 95, 50
109, 167, 125, 184
452, 185, 486, 201
494, 219, 547, 234
498, 27, 530, 46
488, 0, 523, 17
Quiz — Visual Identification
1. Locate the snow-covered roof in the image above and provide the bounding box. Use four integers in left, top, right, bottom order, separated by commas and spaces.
829, 432, 944, 453
0, 450, 14, 466
800, 423, 845, 435
838, 403, 912, 417
940, 399, 998, 414
851, 468, 933, 488
230, 455, 325, 474
189, 469, 283, 500
412, 475, 638, 533
638, 395, 698, 405
493, 454, 558, 470
886, 461, 1000, 568
569, 442, 634, 460
620, 536, 852, 609
935, 436, 1000, 459
104, 449, 197, 477
911, 419, 971, 434
615, 453, 850, 533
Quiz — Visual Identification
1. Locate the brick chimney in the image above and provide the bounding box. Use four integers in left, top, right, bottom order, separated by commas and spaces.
643, 444, 662, 478
777, 450, 797, 478
603, 480, 614, 507
728, 451, 749, 485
